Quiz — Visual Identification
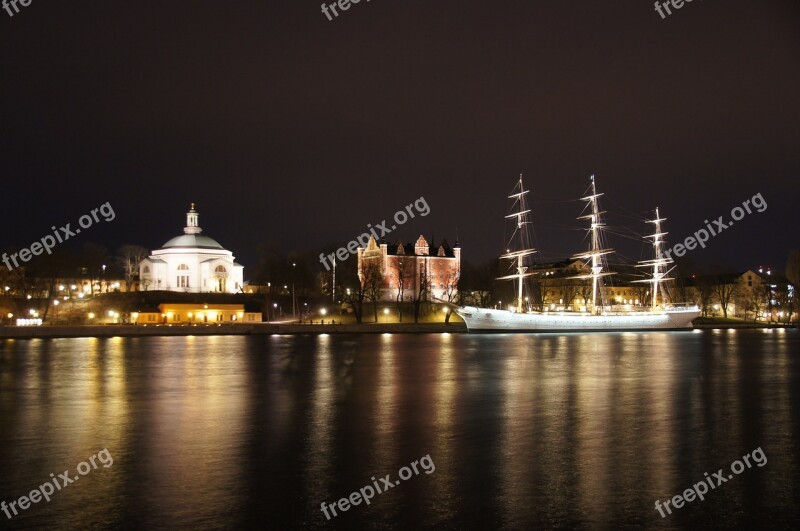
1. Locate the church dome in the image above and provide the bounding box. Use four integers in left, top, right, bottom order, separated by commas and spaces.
160, 234, 225, 250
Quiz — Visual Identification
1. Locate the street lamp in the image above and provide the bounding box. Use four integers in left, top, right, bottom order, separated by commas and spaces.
291, 262, 297, 320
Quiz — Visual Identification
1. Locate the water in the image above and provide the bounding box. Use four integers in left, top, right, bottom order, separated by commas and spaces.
0, 330, 798, 530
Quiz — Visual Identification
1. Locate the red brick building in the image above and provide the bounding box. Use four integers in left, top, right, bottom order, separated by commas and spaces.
357, 235, 461, 302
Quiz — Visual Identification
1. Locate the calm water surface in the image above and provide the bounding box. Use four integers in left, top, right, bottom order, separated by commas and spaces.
0, 330, 798, 530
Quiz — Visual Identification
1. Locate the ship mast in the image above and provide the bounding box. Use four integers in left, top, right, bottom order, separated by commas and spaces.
571, 175, 614, 311
634, 207, 674, 309
497, 175, 537, 312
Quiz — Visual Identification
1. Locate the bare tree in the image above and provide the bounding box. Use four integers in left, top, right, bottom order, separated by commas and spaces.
738, 280, 768, 322
441, 267, 460, 324
631, 283, 651, 308
363, 261, 384, 323
413, 259, 430, 323
345, 259, 381, 324
578, 281, 593, 309
13, 247, 74, 323
696, 277, 715, 316
393, 255, 413, 322
117, 245, 148, 292
713, 276, 739, 319
558, 278, 578, 310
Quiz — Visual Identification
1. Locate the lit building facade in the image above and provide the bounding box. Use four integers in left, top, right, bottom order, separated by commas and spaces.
139, 204, 244, 293
357, 235, 461, 301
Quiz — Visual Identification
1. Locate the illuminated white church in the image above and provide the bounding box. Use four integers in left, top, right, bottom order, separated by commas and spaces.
139, 204, 244, 293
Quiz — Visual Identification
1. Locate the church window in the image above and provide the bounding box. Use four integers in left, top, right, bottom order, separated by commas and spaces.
178, 264, 189, 271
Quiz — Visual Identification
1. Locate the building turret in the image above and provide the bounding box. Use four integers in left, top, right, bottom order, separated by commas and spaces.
185, 203, 202, 235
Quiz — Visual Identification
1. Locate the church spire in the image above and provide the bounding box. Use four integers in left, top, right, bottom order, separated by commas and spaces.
185, 203, 202, 234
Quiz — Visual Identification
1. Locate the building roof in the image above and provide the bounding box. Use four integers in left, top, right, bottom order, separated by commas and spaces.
131, 291, 262, 312
155, 204, 229, 251
160, 234, 226, 250
384, 237, 458, 258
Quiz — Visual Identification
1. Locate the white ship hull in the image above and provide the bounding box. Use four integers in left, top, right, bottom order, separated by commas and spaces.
455, 306, 701, 332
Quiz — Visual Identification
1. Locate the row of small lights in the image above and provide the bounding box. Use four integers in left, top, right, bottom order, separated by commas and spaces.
4, 283, 122, 297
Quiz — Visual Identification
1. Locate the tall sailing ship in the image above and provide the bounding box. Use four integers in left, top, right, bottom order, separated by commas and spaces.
455, 175, 701, 332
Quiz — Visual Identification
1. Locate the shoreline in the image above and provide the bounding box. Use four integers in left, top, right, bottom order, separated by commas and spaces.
0, 322, 468, 339
0, 321, 795, 339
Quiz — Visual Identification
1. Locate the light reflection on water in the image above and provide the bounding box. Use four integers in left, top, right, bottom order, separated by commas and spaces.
0, 330, 797, 529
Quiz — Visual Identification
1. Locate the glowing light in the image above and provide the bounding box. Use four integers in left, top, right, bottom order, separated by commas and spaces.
88, 312, 95, 319
59, 285, 65, 291
384, 308, 390, 315
320, 308, 327, 316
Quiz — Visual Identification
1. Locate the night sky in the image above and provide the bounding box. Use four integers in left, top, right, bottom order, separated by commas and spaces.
1, 0, 798, 275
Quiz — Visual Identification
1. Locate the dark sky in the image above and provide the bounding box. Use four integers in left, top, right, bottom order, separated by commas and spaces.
1, 0, 798, 276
